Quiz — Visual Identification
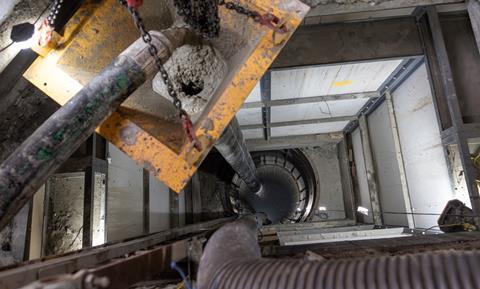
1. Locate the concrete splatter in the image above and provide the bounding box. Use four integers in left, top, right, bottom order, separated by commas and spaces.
153, 44, 227, 123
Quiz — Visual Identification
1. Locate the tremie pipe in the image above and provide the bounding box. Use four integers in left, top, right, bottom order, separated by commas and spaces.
0, 27, 200, 231
198, 216, 480, 289
215, 118, 262, 194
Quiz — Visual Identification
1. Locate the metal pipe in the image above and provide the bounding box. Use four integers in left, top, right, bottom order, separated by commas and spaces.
215, 118, 261, 193
198, 217, 480, 289
0, 27, 199, 231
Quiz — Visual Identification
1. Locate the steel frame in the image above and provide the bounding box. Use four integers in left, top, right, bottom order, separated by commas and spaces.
422, 6, 480, 219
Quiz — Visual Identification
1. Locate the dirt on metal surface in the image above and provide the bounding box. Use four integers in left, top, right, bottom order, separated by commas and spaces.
262, 232, 480, 259
0, 226, 15, 267
0, 79, 59, 164
45, 174, 84, 256
152, 44, 227, 123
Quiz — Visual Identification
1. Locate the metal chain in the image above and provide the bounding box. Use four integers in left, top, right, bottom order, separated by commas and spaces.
118, 0, 203, 151
218, 0, 259, 19
218, 0, 287, 34
117, 0, 184, 115
47, 0, 64, 27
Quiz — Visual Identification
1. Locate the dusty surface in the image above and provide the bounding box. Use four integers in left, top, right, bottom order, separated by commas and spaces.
0, 78, 59, 163
92, 173, 106, 246
0, 225, 15, 266
153, 44, 227, 122
263, 231, 480, 259
199, 171, 227, 220
0, 204, 30, 267
45, 173, 84, 256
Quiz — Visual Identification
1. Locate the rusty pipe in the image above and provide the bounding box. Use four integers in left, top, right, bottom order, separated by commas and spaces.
0, 27, 200, 231
198, 217, 480, 289
215, 118, 262, 194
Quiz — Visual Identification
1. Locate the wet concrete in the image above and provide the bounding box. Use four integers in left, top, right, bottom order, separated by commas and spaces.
152, 44, 227, 122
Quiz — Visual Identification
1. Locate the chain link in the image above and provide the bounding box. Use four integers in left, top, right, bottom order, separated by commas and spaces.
117, 0, 284, 150
118, 0, 203, 150
47, 0, 64, 27
218, 1, 287, 34
118, 0, 184, 115
218, 0, 259, 19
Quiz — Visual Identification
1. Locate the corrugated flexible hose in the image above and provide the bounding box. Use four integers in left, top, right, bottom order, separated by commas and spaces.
198, 216, 480, 289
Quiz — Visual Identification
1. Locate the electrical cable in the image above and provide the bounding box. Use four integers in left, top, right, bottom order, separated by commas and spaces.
171, 261, 195, 289
0, 42, 13, 53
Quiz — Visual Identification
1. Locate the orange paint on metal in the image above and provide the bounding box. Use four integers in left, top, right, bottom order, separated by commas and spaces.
24, 0, 310, 192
